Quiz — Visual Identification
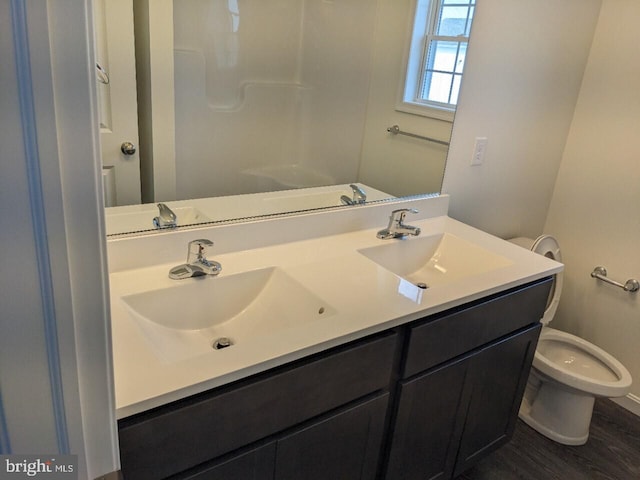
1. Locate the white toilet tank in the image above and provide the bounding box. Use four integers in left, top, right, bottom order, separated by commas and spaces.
509, 235, 563, 325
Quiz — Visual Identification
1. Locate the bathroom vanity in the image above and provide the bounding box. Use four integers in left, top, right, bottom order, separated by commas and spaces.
118, 278, 549, 479
107, 196, 561, 480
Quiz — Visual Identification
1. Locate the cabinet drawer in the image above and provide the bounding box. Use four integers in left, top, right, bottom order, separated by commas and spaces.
119, 331, 397, 479
403, 277, 551, 378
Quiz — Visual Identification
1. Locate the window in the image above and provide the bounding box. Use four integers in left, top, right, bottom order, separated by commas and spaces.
399, 0, 475, 121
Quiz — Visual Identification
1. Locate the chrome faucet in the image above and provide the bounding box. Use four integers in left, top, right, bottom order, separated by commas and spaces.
377, 209, 421, 239
169, 239, 222, 279
153, 203, 177, 228
340, 184, 367, 205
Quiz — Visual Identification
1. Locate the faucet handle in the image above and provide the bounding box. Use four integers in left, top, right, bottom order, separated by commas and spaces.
391, 208, 418, 215
190, 239, 214, 247
153, 203, 177, 228
378, 208, 420, 239
390, 208, 418, 224
187, 239, 214, 262
349, 184, 367, 204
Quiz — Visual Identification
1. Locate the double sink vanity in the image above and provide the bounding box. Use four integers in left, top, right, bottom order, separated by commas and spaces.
107, 195, 561, 479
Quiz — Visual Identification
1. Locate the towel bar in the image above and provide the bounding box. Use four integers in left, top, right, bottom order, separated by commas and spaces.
591, 266, 639, 293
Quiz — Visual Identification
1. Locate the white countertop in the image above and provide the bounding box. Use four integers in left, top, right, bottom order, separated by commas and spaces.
109, 210, 562, 419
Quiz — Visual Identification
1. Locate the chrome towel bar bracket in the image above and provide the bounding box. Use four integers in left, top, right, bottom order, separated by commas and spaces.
591, 266, 639, 293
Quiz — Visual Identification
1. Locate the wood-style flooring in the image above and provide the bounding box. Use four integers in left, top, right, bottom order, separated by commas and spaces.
457, 399, 640, 480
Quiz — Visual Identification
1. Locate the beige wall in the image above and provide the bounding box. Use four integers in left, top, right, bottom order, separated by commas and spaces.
358, 0, 452, 197
441, 0, 640, 413
544, 0, 640, 412
441, 0, 601, 239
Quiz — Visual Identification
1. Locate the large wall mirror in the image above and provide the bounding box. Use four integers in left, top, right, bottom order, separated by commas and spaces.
97, 0, 473, 236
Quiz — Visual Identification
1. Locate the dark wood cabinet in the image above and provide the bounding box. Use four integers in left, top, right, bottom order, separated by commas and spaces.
386, 324, 541, 480
183, 394, 389, 480
119, 332, 397, 480
403, 277, 552, 378
182, 442, 276, 480
274, 394, 389, 480
118, 277, 551, 480
387, 357, 469, 480
453, 324, 540, 476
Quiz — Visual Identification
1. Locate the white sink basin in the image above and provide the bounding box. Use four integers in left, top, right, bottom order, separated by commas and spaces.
358, 233, 513, 288
121, 267, 336, 362
105, 206, 211, 235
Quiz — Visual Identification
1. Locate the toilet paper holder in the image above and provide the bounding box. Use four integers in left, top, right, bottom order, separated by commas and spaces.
591, 266, 639, 293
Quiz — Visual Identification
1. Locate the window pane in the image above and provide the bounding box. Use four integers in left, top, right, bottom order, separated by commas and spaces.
437, 6, 471, 36
400, 0, 476, 113
429, 41, 459, 72
455, 42, 467, 73
423, 72, 453, 103
450, 74, 462, 104
466, 6, 475, 35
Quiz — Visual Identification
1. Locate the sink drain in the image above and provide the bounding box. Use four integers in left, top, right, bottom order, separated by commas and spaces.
212, 337, 233, 350
415, 282, 429, 290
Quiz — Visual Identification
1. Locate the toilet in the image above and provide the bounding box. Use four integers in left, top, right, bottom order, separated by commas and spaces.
509, 235, 632, 445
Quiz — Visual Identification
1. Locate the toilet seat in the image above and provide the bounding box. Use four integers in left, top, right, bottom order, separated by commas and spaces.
509, 235, 562, 325
534, 327, 632, 397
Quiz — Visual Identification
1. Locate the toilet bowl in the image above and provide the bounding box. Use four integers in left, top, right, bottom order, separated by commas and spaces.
509, 235, 632, 445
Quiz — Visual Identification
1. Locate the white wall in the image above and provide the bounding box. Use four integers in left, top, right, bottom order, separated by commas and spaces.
0, 0, 58, 453
441, 0, 602, 239
134, 0, 177, 204
544, 0, 640, 412
169, 0, 378, 199
136, 0, 451, 203
358, 0, 452, 197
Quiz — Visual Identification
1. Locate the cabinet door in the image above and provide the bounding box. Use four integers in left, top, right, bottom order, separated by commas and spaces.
182, 442, 275, 480
386, 324, 541, 480
386, 358, 469, 480
274, 394, 389, 480
453, 323, 540, 476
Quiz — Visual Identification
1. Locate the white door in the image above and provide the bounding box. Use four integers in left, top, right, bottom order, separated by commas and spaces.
95, 0, 141, 206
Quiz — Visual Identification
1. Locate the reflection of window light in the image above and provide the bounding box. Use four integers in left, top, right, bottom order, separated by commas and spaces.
228, 0, 239, 32
397, 278, 424, 304
398, 0, 475, 121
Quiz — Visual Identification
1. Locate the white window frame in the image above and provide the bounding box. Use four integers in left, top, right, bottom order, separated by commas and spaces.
396, 0, 474, 122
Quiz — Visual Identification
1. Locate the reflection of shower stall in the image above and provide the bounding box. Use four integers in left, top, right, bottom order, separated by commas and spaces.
136, 0, 378, 202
